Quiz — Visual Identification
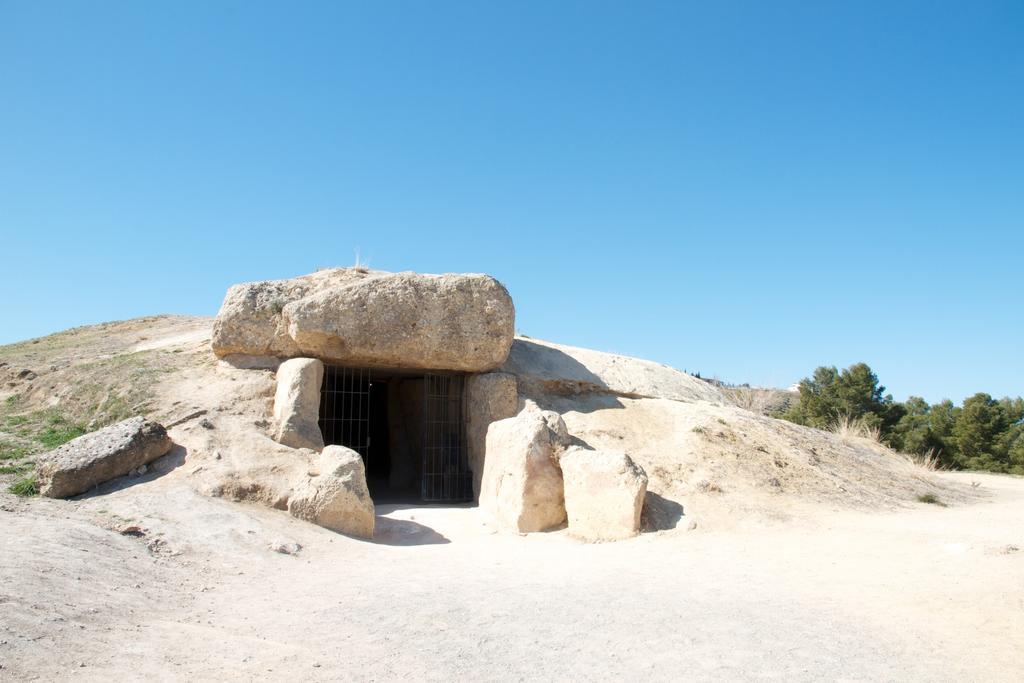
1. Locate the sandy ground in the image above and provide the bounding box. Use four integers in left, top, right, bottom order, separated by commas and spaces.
2, 470, 1022, 681
2, 315, 1020, 680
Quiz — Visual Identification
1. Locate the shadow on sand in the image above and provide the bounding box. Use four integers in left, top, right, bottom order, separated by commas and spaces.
641, 491, 686, 532
73, 444, 188, 499
372, 504, 453, 546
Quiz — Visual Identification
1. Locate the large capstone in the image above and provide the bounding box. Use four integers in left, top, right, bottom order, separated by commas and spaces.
36, 417, 173, 498
212, 269, 515, 372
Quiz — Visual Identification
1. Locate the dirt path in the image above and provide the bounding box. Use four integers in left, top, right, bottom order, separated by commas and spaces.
2, 471, 1022, 681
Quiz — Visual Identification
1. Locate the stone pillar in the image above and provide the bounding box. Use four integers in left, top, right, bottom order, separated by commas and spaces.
273, 358, 325, 450
465, 372, 519, 499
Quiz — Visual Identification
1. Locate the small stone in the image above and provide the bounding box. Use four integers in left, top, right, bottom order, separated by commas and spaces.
199, 418, 215, 430
268, 540, 302, 555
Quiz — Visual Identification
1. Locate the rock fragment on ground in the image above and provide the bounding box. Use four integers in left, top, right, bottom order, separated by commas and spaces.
268, 540, 302, 555
35, 417, 173, 498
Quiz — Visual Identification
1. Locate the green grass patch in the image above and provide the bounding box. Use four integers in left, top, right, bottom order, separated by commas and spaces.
0, 440, 34, 461
3, 414, 28, 428
916, 493, 947, 506
37, 422, 87, 449
0, 409, 87, 452
0, 462, 33, 475
8, 474, 38, 497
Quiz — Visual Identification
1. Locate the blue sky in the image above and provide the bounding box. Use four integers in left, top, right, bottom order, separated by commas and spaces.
1, 1, 1021, 403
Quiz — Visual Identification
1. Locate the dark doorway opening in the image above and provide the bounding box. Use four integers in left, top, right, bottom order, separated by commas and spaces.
318, 366, 472, 504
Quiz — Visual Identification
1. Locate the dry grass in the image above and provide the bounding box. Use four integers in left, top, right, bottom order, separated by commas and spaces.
724, 386, 793, 416
829, 414, 883, 443
911, 449, 944, 471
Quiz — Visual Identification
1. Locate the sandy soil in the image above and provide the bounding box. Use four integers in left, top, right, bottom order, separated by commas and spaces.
2, 315, 1020, 680
1, 471, 1022, 681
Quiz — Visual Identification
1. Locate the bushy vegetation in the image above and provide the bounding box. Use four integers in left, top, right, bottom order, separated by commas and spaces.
780, 363, 1024, 474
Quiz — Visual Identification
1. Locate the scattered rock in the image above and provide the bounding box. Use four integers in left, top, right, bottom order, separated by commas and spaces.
199, 418, 215, 430
696, 479, 723, 493
273, 358, 324, 450
479, 409, 567, 533
560, 448, 648, 541
117, 525, 146, 537
16, 369, 36, 380
164, 409, 208, 429
288, 446, 375, 539
268, 540, 302, 555
36, 417, 173, 498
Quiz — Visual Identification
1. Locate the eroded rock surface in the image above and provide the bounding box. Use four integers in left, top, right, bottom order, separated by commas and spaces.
560, 447, 648, 541
479, 409, 569, 533
502, 337, 724, 403
287, 446, 375, 539
36, 417, 173, 498
465, 372, 519, 497
273, 358, 324, 450
212, 268, 514, 372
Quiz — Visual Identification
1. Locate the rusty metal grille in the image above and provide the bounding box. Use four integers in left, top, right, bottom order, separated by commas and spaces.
319, 366, 371, 463
422, 373, 471, 502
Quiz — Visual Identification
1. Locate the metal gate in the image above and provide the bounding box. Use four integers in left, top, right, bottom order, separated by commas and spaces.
318, 366, 371, 463
421, 373, 471, 502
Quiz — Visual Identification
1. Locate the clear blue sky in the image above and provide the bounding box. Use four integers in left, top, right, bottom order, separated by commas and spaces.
1, 1, 1021, 404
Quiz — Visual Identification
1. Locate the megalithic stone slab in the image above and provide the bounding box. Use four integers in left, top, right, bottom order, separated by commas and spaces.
211, 268, 515, 372
36, 417, 173, 498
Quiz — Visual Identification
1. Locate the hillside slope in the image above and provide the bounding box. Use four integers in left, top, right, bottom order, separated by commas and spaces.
3, 316, 1020, 682
0, 315, 973, 526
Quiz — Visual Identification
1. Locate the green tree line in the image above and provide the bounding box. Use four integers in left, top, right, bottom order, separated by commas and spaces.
780, 363, 1024, 474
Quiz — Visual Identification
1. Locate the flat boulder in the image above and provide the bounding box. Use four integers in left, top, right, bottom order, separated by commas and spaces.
287, 446, 375, 539
273, 357, 324, 450
212, 268, 515, 372
36, 417, 173, 498
560, 447, 648, 541
479, 409, 568, 533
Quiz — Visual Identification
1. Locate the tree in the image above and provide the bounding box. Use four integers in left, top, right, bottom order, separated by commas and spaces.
783, 362, 902, 436
951, 393, 1011, 471
779, 362, 1023, 474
